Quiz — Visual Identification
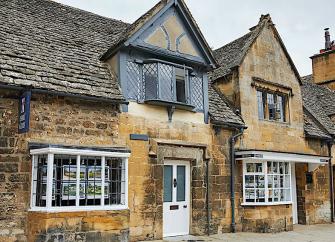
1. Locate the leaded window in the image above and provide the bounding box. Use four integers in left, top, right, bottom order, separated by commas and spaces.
31, 149, 128, 211
257, 90, 287, 122
243, 161, 291, 205
126, 60, 204, 111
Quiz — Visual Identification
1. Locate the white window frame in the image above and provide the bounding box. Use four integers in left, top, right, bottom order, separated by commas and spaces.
242, 160, 292, 206
29, 147, 130, 212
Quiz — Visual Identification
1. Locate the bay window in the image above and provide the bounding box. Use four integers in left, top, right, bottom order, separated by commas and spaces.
243, 161, 292, 205
126, 60, 204, 111
143, 62, 189, 104
30, 146, 129, 211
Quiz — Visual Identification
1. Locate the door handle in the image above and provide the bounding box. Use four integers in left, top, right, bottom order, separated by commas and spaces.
173, 178, 177, 188
183, 205, 187, 208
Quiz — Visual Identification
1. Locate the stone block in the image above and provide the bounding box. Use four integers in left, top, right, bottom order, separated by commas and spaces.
0, 163, 18, 172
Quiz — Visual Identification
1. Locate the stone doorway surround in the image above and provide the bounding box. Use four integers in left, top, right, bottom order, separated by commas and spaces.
149, 138, 210, 237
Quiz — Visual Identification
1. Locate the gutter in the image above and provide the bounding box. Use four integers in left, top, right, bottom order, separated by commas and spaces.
328, 141, 334, 223
229, 127, 245, 233
0, 84, 128, 105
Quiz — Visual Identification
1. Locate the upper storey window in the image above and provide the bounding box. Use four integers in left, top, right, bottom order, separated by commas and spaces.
257, 90, 287, 122
126, 60, 204, 111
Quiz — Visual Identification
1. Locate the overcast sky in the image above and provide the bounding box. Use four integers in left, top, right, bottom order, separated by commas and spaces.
55, 0, 335, 76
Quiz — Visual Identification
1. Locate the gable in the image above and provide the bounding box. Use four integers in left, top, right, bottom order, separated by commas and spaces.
123, 1, 214, 65
144, 12, 199, 57
242, 23, 301, 87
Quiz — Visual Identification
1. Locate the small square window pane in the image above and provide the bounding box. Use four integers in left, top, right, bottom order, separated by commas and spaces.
255, 163, 263, 173
273, 189, 280, 202
255, 175, 265, 188
245, 189, 255, 202
245, 175, 255, 188
246, 163, 255, 173
256, 189, 265, 202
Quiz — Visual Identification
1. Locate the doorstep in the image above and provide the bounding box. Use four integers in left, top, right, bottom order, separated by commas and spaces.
139, 235, 212, 242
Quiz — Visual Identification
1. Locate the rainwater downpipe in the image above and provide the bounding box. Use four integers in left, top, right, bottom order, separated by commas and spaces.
328, 141, 334, 222
230, 128, 245, 233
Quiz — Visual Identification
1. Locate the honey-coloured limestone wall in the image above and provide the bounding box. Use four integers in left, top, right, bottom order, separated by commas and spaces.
118, 103, 224, 241
0, 89, 126, 242
213, 21, 332, 233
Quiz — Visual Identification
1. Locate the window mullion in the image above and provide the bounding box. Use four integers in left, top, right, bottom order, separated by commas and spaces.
101, 156, 105, 207
243, 161, 247, 204
31, 155, 37, 208
157, 63, 161, 99
264, 161, 269, 203
184, 66, 189, 104
76, 155, 80, 207
46, 153, 54, 209
124, 158, 128, 207
289, 163, 293, 203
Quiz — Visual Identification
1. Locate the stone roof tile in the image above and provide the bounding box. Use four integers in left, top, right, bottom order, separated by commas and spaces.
301, 78, 335, 136
208, 84, 244, 127
0, 0, 130, 101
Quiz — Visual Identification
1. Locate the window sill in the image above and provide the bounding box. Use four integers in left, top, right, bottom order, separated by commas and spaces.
144, 99, 195, 111
29, 205, 128, 213
258, 119, 290, 127
241, 201, 292, 206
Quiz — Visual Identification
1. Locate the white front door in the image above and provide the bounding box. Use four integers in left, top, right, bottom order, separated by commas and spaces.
291, 163, 298, 224
163, 161, 190, 237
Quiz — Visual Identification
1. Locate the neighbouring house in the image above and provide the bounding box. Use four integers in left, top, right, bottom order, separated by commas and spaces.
301, 28, 335, 223
0, 0, 244, 241
211, 14, 333, 233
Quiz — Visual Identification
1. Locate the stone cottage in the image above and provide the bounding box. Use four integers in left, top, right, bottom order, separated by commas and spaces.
211, 15, 333, 232
301, 28, 335, 224
0, 0, 334, 242
0, 0, 243, 241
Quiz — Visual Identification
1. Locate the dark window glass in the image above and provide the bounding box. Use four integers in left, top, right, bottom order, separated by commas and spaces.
257, 90, 265, 119
177, 166, 186, 201
175, 68, 187, 103
34, 155, 125, 208
267, 93, 275, 120
164, 165, 173, 202
144, 63, 158, 100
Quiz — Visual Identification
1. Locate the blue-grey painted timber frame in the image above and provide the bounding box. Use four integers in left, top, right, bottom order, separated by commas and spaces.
115, 0, 214, 124
18, 90, 31, 134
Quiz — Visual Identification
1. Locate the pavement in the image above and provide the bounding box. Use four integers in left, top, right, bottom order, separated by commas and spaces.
145, 224, 335, 242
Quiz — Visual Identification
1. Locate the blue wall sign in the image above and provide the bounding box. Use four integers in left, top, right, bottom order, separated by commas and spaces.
18, 91, 31, 134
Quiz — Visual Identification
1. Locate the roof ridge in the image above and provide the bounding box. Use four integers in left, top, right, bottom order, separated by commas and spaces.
50, 0, 129, 25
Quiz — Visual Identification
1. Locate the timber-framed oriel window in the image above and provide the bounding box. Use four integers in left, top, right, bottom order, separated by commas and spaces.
257, 90, 287, 122
126, 59, 204, 111
30, 146, 130, 212
243, 161, 292, 205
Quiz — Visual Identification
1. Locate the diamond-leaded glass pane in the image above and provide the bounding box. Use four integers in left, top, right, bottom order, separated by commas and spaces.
126, 61, 141, 101
159, 63, 174, 102
144, 63, 158, 100
191, 75, 203, 110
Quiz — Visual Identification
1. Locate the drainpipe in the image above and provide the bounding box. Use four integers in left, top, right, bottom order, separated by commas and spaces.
206, 158, 210, 236
328, 141, 334, 222
230, 128, 245, 233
